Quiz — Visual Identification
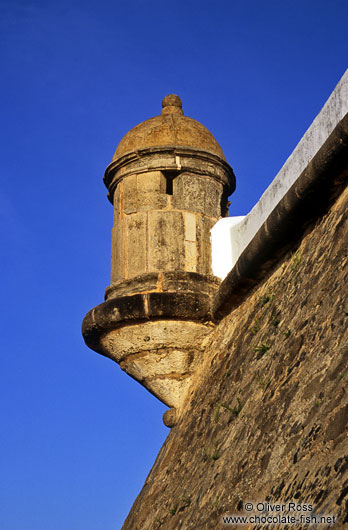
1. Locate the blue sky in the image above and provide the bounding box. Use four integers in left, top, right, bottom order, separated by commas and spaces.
1, 1, 347, 528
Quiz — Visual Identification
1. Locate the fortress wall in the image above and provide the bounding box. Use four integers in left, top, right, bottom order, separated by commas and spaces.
123, 180, 348, 529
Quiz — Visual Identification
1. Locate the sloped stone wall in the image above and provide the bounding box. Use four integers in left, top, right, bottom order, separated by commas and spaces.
122, 183, 348, 529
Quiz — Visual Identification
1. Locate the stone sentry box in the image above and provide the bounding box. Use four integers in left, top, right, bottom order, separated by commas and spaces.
82, 94, 235, 426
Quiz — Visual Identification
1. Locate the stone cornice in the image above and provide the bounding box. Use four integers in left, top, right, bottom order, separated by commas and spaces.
103, 145, 235, 203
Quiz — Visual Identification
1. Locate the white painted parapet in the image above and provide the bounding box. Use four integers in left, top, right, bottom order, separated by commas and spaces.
211, 216, 245, 279
212, 69, 348, 279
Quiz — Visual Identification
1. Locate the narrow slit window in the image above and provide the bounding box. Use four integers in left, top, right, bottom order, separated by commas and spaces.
163, 170, 180, 195
165, 175, 173, 195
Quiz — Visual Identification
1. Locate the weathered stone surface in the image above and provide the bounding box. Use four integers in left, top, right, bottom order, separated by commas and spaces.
160, 271, 220, 295
122, 184, 348, 529
123, 174, 137, 214
102, 320, 207, 358
82, 289, 215, 357
136, 171, 167, 211
105, 272, 220, 300
143, 376, 192, 410
196, 214, 215, 275
147, 292, 212, 320
82, 294, 146, 353
111, 183, 124, 282
136, 171, 166, 194
104, 147, 235, 204
173, 173, 206, 213
147, 210, 185, 271
138, 192, 168, 212
184, 240, 197, 272
204, 178, 223, 217
184, 212, 196, 242
125, 213, 147, 277
110, 223, 124, 283
100, 320, 212, 408
172, 172, 223, 217
113, 96, 227, 161
113, 180, 122, 220
163, 408, 177, 428
105, 273, 160, 299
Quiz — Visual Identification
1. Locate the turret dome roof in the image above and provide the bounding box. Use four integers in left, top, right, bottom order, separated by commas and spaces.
112, 94, 226, 161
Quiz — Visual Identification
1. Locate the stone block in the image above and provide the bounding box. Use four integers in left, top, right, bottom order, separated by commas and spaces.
123, 174, 137, 214
113, 182, 123, 221
184, 212, 196, 241
147, 292, 211, 320
95, 319, 213, 408
125, 213, 147, 277
161, 271, 220, 295
172, 173, 206, 213
136, 171, 166, 194
147, 211, 185, 271
136, 192, 168, 212
106, 273, 159, 298
110, 222, 124, 282
185, 240, 197, 272
204, 179, 223, 217
142, 377, 192, 409
196, 215, 214, 275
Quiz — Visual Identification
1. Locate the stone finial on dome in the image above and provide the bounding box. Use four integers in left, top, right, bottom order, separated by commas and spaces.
161, 94, 184, 115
